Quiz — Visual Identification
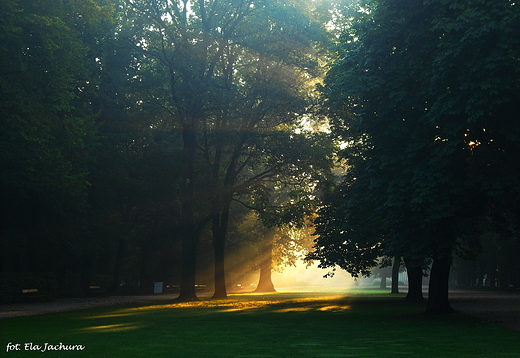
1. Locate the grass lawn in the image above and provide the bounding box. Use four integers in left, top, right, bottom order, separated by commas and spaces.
2, 290, 519, 357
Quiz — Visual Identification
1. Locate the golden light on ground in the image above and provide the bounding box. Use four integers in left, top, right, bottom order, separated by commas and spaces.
317, 305, 352, 311
82, 293, 352, 319
85, 312, 140, 319
273, 307, 314, 313
80, 322, 146, 332
218, 300, 282, 313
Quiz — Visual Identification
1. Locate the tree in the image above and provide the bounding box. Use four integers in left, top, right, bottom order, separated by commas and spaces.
0, 0, 115, 277
390, 256, 400, 294
311, 0, 520, 313
252, 226, 278, 293
252, 204, 321, 293
121, 0, 333, 300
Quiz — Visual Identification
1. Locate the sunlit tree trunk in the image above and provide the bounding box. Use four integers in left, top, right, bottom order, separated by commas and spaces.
254, 239, 276, 293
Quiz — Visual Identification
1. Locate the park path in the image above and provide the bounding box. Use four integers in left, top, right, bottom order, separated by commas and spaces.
1, 289, 519, 332
0, 294, 178, 319
449, 289, 520, 332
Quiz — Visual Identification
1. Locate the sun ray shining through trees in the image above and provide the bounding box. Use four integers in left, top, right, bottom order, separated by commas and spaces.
116, 0, 336, 300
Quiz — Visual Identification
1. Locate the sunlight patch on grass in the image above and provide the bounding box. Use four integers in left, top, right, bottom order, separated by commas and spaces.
80, 322, 146, 332
273, 307, 314, 313
80, 293, 352, 316
85, 312, 142, 319
317, 305, 352, 311
215, 300, 283, 312
88, 298, 287, 316
230, 291, 286, 296
287, 296, 344, 302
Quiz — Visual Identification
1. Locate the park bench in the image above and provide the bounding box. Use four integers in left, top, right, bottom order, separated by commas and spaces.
165, 284, 180, 293
21, 288, 47, 302
89, 285, 106, 297
163, 285, 206, 292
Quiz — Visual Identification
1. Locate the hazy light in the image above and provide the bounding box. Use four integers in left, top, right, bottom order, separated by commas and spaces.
272, 260, 356, 292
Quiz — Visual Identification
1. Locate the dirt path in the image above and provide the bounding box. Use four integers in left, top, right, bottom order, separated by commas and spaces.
449, 289, 520, 332
1, 289, 519, 332
0, 295, 179, 319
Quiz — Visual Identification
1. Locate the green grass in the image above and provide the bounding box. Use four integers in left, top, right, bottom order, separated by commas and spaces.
2, 291, 519, 357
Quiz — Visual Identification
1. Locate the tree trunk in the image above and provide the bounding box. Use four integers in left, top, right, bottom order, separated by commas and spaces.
391, 256, 400, 294
380, 276, 387, 289
254, 240, 276, 293
404, 258, 425, 302
426, 254, 453, 314
177, 226, 199, 301
111, 238, 125, 293
80, 255, 94, 297
212, 199, 231, 299
212, 219, 227, 299
177, 126, 199, 302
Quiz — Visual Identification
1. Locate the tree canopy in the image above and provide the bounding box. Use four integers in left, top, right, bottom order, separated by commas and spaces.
310, 0, 520, 312
0, 0, 115, 274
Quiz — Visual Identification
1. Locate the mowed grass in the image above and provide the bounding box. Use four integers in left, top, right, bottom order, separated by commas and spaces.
2, 291, 519, 358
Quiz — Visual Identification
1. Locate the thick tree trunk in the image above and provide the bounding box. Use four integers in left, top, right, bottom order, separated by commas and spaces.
177, 126, 199, 302
391, 256, 400, 294
404, 258, 425, 302
254, 240, 276, 293
212, 224, 227, 299
212, 200, 231, 299
427, 254, 453, 314
177, 227, 199, 301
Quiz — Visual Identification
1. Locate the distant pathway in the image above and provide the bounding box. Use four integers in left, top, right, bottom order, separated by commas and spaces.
450, 289, 520, 332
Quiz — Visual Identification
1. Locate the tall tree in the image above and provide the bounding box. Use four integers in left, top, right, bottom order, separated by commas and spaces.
121, 0, 333, 300
0, 0, 115, 275
311, 0, 520, 313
